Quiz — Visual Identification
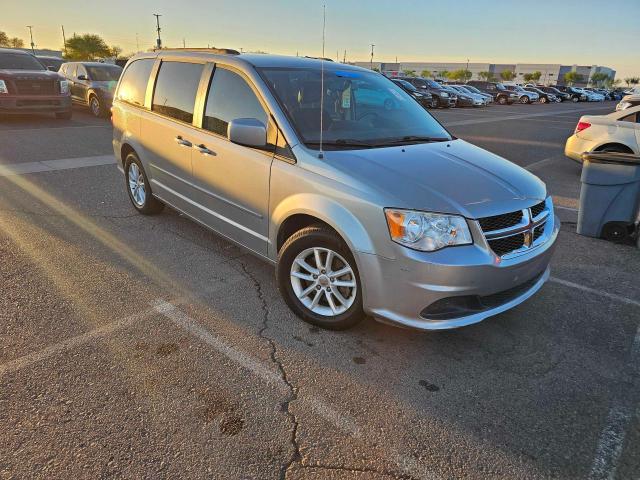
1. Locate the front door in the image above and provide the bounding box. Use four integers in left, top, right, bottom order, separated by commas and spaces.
72, 64, 89, 103
189, 65, 273, 256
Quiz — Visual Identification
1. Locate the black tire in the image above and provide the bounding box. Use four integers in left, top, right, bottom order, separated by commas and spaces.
55, 110, 72, 120
124, 152, 164, 215
572, 96, 579, 103
89, 94, 107, 118
497, 95, 507, 105
520, 96, 530, 104
277, 225, 364, 330
430, 96, 438, 109
540, 97, 548, 104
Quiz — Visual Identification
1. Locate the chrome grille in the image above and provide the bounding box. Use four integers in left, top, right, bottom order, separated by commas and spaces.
478, 211, 523, 232
478, 199, 551, 258
14, 79, 56, 95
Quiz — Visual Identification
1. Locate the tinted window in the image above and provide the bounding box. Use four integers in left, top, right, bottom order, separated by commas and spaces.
204, 67, 267, 136
152, 61, 203, 123
116, 58, 155, 107
0, 53, 45, 70
620, 113, 638, 123
77, 65, 87, 78
86, 65, 122, 81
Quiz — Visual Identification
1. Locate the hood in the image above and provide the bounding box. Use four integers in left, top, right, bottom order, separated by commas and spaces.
310, 139, 546, 219
0, 69, 62, 81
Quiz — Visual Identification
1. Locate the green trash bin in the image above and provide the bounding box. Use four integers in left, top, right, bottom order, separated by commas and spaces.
578, 152, 640, 241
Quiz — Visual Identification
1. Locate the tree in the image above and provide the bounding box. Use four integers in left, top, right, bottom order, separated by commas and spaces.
372, 67, 380, 72
500, 70, 515, 81
420, 70, 431, 79
530, 71, 542, 83
590, 72, 610, 87
0, 31, 24, 48
522, 73, 534, 83
437, 70, 449, 80
64, 34, 114, 60
447, 69, 472, 82
624, 77, 639, 87
478, 71, 494, 81
402, 69, 416, 77
110, 45, 123, 58
564, 72, 583, 86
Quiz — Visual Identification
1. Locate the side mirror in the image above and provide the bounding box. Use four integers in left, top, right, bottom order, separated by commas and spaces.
47, 66, 57, 71
77, 74, 88, 81
228, 118, 266, 148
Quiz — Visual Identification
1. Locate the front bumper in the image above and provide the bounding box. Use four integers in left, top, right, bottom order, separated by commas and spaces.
357, 208, 560, 330
0, 94, 71, 113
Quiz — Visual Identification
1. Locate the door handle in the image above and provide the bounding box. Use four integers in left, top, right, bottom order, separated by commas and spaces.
195, 144, 215, 156
175, 136, 192, 147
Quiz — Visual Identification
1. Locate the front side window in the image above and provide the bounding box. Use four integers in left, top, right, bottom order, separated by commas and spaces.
203, 67, 268, 136
259, 67, 451, 150
77, 65, 87, 78
86, 65, 122, 82
152, 61, 204, 123
0, 53, 45, 70
116, 58, 155, 107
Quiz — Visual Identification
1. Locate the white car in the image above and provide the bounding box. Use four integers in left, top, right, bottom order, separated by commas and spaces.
616, 94, 640, 111
575, 88, 604, 102
565, 105, 640, 162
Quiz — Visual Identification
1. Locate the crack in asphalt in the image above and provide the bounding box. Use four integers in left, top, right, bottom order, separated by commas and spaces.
238, 261, 302, 480
297, 462, 419, 479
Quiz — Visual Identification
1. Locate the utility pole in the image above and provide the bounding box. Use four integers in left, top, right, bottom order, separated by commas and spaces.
343, 49, 346, 63
61, 25, 67, 56
153, 14, 162, 50
370, 44, 375, 70
183, 38, 186, 48
136, 33, 140, 52
26, 26, 35, 54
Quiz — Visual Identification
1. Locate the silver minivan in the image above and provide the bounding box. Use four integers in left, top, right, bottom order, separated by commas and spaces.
112, 49, 559, 331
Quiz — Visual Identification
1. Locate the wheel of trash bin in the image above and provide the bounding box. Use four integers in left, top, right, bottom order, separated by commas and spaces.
601, 222, 630, 242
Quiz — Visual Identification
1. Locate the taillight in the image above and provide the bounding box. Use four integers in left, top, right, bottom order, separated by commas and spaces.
576, 121, 591, 133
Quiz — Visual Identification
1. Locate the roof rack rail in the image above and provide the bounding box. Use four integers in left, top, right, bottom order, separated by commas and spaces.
304, 56, 334, 62
154, 47, 240, 55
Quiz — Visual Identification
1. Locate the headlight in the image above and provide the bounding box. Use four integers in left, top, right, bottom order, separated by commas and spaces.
0, 80, 8, 94
59, 80, 70, 95
385, 209, 472, 251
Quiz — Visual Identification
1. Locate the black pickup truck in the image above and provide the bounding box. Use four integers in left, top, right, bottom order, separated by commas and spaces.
466, 80, 519, 105
0, 48, 72, 119
398, 77, 457, 108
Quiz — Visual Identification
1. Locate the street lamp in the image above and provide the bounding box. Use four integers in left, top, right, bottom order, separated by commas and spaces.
26, 25, 35, 54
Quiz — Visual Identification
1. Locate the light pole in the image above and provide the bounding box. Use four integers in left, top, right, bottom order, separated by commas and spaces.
26, 26, 35, 54
61, 25, 67, 56
153, 14, 162, 49
370, 44, 375, 70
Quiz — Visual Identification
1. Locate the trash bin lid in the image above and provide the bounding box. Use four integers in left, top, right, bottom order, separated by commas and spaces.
581, 151, 640, 165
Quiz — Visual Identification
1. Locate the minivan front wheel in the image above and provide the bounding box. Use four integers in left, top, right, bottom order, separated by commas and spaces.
124, 153, 164, 215
277, 226, 363, 330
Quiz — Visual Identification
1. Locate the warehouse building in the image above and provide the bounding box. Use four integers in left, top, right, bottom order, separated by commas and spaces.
353, 61, 616, 86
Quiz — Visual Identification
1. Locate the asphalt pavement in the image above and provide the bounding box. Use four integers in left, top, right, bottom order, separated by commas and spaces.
0, 102, 638, 479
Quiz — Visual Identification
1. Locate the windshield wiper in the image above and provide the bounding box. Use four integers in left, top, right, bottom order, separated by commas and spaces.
374, 135, 451, 146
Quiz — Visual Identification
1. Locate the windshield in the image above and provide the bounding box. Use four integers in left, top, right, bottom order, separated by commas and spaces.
424, 79, 442, 89
0, 53, 45, 70
495, 83, 507, 91
395, 80, 417, 92
464, 85, 482, 94
260, 67, 451, 149
86, 65, 122, 81
37, 57, 64, 70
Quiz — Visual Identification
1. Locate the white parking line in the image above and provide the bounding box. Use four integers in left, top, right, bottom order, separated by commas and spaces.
0, 306, 159, 376
0, 155, 115, 177
589, 404, 633, 480
549, 276, 640, 308
525, 155, 560, 171
443, 104, 612, 127
152, 299, 434, 479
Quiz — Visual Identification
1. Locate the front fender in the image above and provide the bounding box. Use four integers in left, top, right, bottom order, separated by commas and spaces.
269, 193, 377, 260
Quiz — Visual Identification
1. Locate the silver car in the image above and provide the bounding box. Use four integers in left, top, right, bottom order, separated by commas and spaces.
112, 50, 559, 331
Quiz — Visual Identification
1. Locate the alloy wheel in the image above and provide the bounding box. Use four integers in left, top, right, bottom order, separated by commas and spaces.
90, 97, 100, 117
290, 247, 357, 317
128, 163, 146, 206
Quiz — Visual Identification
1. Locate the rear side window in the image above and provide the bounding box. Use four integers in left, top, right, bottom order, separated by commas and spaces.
116, 58, 155, 107
152, 61, 203, 123
203, 67, 267, 136
620, 112, 638, 123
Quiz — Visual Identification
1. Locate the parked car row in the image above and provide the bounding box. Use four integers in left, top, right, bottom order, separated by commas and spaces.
0, 47, 124, 120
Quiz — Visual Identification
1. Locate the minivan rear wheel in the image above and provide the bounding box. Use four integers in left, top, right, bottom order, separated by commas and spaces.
277, 226, 364, 330
124, 152, 164, 215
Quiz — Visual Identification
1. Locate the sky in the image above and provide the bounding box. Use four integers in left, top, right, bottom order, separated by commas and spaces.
3, 0, 639, 79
